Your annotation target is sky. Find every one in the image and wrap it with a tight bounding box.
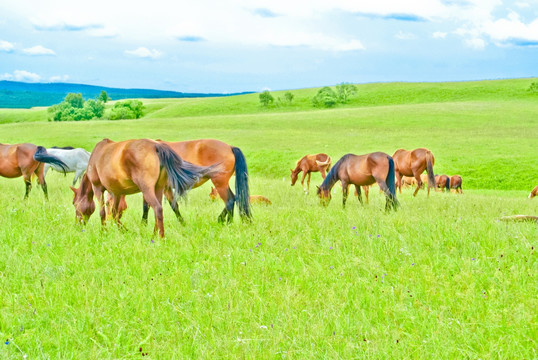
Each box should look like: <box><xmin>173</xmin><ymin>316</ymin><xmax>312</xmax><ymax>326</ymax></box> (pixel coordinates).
<box><xmin>1</xmin><ymin>0</ymin><xmax>537</xmax><ymax>93</ymax></box>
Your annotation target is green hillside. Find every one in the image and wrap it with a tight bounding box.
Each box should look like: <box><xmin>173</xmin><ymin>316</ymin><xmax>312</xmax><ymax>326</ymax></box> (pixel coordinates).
<box><xmin>0</xmin><ymin>78</ymin><xmax>537</xmax><ymax>190</ymax></box>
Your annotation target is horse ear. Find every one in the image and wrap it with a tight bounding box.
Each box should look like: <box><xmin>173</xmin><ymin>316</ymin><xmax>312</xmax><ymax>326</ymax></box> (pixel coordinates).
<box><xmin>69</xmin><ymin>186</ymin><xmax>76</xmax><ymax>193</ymax></box>
<box><xmin>290</xmin><ymin>169</ymin><xmax>293</xmax><ymax>172</ymax></box>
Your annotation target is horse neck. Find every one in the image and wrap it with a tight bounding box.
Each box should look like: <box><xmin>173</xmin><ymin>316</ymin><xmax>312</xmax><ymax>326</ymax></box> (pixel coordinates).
<box><xmin>80</xmin><ymin>175</ymin><xmax>94</xmax><ymax>199</ymax></box>
<box><xmin>319</xmin><ymin>155</ymin><xmax>350</xmax><ymax>191</ymax></box>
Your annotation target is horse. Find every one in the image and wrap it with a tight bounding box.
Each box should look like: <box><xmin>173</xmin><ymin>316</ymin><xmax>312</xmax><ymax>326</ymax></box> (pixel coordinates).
<box><xmin>70</xmin><ymin>138</ymin><xmax>220</xmax><ymax>237</ymax></box>
<box><xmin>291</xmin><ymin>153</ymin><xmax>331</xmax><ymax>193</ymax></box>
<box><xmin>449</xmin><ymin>175</ymin><xmax>463</xmax><ymax>194</ymax></box>
<box><xmin>316</xmin><ymin>152</ymin><xmax>398</xmax><ymax>211</ymax></box>
<box><xmin>138</xmin><ymin>139</ymin><xmax>251</xmax><ymax>224</ymax></box>
<box><xmin>392</xmin><ymin>148</ymin><xmax>435</xmax><ymax>196</ymax></box>
<box><xmin>210</xmin><ymin>186</ymin><xmax>272</xmax><ymax>205</ymax></box>
<box><xmin>402</xmin><ymin>175</ymin><xmax>417</xmax><ymax>188</ymax></box>
<box><xmin>434</xmin><ymin>174</ymin><xmax>450</xmax><ymax>192</ymax></box>
<box><xmin>43</xmin><ymin>147</ymin><xmax>91</xmax><ymax>185</ymax></box>
<box><xmin>528</xmin><ymin>185</ymin><xmax>537</xmax><ymax>199</ymax></box>
<box><xmin>0</xmin><ymin>143</ymin><xmax>68</xmax><ymax>199</ymax></box>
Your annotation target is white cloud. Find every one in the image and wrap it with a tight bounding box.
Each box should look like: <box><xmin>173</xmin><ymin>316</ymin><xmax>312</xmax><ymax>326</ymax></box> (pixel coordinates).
<box><xmin>0</xmin><ymin>70</ymin><xmax>42</xmax><ymax>82</ymax></box>
<box><xmin>465</xmin><ymin>37</ymin><xmax>486</xmax><ymax>49</ymax></box>
<box><xmin>433</xmin><ymin>31</ymin><xmax>447</xmax><ymax>39</ymax></box>
<box><xmin>481</xmin><ymin>11</ymin><xmax>538</xmax><ymax>45</ymax></box>
<box><xmin>124</xmin><ymin>47</ymin><xmax>162</xmax><ymax>59</ymax></box>
<box><xmin>0</xmin><ymin>40</ymin><xmax>15</xmax><ymax>52</ymax></box>
<box><xmin>49</xmin><ymin>75</ymin><xmax>70</xmax><ymax>82</ymax></box>
<box><xmin>22</xmin><ymin>45</ymin><xmax>56</xmax><ymax>56</ymax></box>
<box><xmin>395</xmin><ymin>31</ymin><xmax>417</xmax><ymax>40</ymax></box>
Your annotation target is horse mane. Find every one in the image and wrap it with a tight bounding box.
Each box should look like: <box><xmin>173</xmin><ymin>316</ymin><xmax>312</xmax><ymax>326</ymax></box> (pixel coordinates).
<box><xmin>51</xmin><ymin>146</ymin><xmax>75</xmax><ymax>150</ymax></box>
<box><xmin>319</xmin><ymin>154</ymin><xmax>352</xmax><ymax>190</ymax></box>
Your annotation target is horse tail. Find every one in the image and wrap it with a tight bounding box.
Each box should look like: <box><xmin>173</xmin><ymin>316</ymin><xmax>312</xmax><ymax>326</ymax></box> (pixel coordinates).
<box><xmin>33</xmin><ymin>146</ymin><xmax>68</xmax><ymax>173</ymax></box>
<box><xmin>386</xmin><ymin>156</ymin><xmax>399</xmax><ymax>209</ymax></box>
<box><xmin>155</xmin><ymin>143</ymin><xmax>220</xmax><ymax>204</ymax></box>
<box><xmin>232</xmin><ymin>147</ymin><xmax>251</xmax><ymax>220</ymax></box>
<box><xmin>445</xmin><ymin>176</ymin><xmax>450</xmax><ymax>191</ymax></box>
<box><xmin>426</xmin><ymin>151</ymin><xmax>435</xmax><ymax>190</ymax></box>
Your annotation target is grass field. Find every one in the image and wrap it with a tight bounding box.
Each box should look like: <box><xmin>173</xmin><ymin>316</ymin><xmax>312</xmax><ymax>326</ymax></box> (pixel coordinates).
<box><xmin>0</xmin><ymin>79</ymin><xmax>537</xmax><ymax>359</ymax></box>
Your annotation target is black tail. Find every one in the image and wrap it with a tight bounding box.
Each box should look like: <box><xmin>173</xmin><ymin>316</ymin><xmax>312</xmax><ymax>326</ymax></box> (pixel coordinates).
<box><xmin>445</xmin><ymin>177</ymin><xmax>450</xmax><ymax>191</ymax></box>
<box><xmin>155</xmin><ymin>143</ymin><xmax>220</xmax><ymax>205</ymax></box>
<box><xmin>34</xmin><ymin>146</ymin><xmax>68</xmax><ymax>173</ymax></box>
<box><xmin>386</xmin><ymin>156</ymin><xmax>399</xmax><ymax>209</ymax></box>
<box><xmin>232</xmin><ymin>147</ymin><xmax>251</xmax><ymax>219</ymax></box>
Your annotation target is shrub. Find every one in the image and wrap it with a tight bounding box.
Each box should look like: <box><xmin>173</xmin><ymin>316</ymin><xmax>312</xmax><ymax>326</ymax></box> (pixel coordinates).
<box><xmin>48</xmin><ymin>93</ymin><xmax>105</xmax><ymax>121</ymax></box>
<box><xmin>528</xmin><ymin>82</ymin><xmax>538</xmax><ymax>93</ymax></box>
<box><xmin>312</xmin><ymin>87</ymin><xmax>338</xmax><ymax>108</ymax></box>
<box><xmin>259</xmin><ymin>90</ymin><xmax>274</xmax><ymax>107</ymax></box>
<box><xmin>109</xmin><ymin>100</ymin><xmax>145</xmax><ymax>120</ymax></box>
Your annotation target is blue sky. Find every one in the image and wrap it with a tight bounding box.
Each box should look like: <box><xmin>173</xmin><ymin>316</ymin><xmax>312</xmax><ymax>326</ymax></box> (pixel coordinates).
<box><xmin>1</xmin><ymin>0</ymin><xmax>537</xmax><ymax>93</ymax></box>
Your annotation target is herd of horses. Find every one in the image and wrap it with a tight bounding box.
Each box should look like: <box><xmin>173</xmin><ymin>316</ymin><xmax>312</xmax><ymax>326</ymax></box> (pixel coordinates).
<box><xmin>0</xmin><ymin>141</ymin><xmax>535</xmax><ymax>237</ymax></box>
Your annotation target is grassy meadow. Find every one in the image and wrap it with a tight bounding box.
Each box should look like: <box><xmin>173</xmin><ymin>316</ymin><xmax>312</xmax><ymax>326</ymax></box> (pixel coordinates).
<box><xmin>0</xmin><ymin>79</ymin><xmax>537</xmax><ymax>359</ymax></box>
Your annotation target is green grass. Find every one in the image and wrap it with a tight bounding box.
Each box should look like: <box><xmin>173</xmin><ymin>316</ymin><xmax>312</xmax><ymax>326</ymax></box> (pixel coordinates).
<box><xmin>0</xmin><ymin>79</ymin><xmax>537</xmax><ymax>358</ymax></box>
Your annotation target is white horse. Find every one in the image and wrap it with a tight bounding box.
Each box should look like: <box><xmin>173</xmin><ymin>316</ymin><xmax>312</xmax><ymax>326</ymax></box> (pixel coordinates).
<box><xmin>43</xmin><ymin>147</ymin><xmax>91</xmax><ymax>185</ymax></box>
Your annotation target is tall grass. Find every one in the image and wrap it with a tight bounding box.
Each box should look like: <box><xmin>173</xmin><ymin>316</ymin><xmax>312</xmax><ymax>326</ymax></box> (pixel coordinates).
<box><xmin>0</xmin><ymin>79</ymin><xmax>537</xmax><ymax>358</ymax></box>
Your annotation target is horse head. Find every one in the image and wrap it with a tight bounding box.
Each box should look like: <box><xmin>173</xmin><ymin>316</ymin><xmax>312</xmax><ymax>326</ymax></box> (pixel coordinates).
<box><xmin>70</xmin><ymin>174</ymin><xmax>95</xmax><ymax>223</ymax></box>
<box><xmin>316</xmin><ymin>185</ymin><xmax>331</xmax><ymax>206</ymax></box>
<box><xmin>290</xmin><ymin>168</ymin><xmax>299</xmax><ymax>186</ymax></box>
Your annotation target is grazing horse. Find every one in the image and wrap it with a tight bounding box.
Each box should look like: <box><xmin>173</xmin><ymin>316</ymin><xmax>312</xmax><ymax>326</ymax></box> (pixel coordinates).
<box><xmin>44</xmin><ymin>147</ymin><xmax>91</xmax><ymax>185</ymax></box>
<box><xmin>0</xmin><ymin>143</ymin><xmax>67</xmax><ymax>199</ymax></box>
<box><xmin>71</xmin><ymin>138</ymin><xmax>219</xmax><ymax>237</ymax></box>
<box><xmin>402</xmin><ymin>175</ymin><xmax>417</xmax><ymax>188</ymax></box>
<box><xmin>392</xmin><ymin>148</ymin><xmax>435</xmax><ymax>196</ymax></box>
<box><xmin>210</xmin><ymin>186</ymin><xmax>272</xmax><ymax>205</ymax></box>
<box><xmin>528</xmin><ymin>185</ymin><xmax>537</xmax><ymax>199</ymax></box>
<box><xmin>435</xmin><ymin>174</ymin><xmax>451</xmax><ymax>192</ymax></box>
<box><xmin>139</xmin><ymin>139</ymin><xmax>251</xmax><ymax>224</ymax></box>
<box><xmin>291</xmin><ymin>153</ymin><xmax>331</xmax><ymax>193</ymax></box>
<box><xmin>316</xmin><ymin>152</ymin><xmax>398</xmax><ymax>211</ymax></box>
<box><xmin>449</xmin><ymin>175</ymin><xmax>463</xmax><ymax>194</ymax></box>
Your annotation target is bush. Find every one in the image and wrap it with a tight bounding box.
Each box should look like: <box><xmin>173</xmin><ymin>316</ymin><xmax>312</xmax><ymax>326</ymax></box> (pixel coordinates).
<box><xmin>312</xmin><ymin>87</ymin><xmax>338</xmax><ymax>108</ymax></box>
<box><xmin>48</xmin><ymin>93</ymin><xmax>105</xmax><ymax>121</ymax></box>
<box><xmin>259</xmin><ymin>90</ymin><xmax>274</xmax><ymax>107</ymax></box>
<box><xmin>528</xmin><ymin>82</ymin><xmax>538</xmax><ymax>93</ymax></box>
<box><xmin>109</xmin><ymin>100</ymin><xmax>145</xmax><ymax>120</ymax></box>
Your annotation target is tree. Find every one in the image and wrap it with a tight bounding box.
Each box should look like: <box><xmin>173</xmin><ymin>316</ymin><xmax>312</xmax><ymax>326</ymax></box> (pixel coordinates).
<box><xmin>284</xmin><ymin>91</ymin><xmax>295</xmax><ymax>104</ymax></box>
<box><xmin>98</xmin><ymin>90</ymin><xmax>110</xmax><ymax>103</ymax></box>
<box><xmin>109</xmin><ymin>100</ymin><xmax>145</xmax><ymax>120</ymax></box>
<box><xmin>64</xmin><ymin>93</ymin><xmax>84</xmax><ymax>108</ymax></box>
<box><xmin>259</xmin><ymin>90</ymin><xmax>274</xmax><ymax>107</ymax></box>
<box><xmin>336</xmin><ymin>82</ymin><xmax>357</xmax><ymax>103</ymax></box>
<box><xmin>312</xmin><ymin>87</ymin><xmax>338</xmax><ymax>108</ymax></box>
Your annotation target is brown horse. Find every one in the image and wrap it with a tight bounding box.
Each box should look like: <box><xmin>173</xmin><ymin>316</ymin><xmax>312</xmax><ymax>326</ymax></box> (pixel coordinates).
<box><xmin>402</xmin><ymin>175</ymin><xmax>417</xmax><ymax>188</ymax></box>
<box><xmin>435</xmin><ymin>174</ymin><xmax>450</xmax><ymax>192</ymax></box>
<box><xmin>528</xmin><ymin>185</ymin><xmax>537</xmax><ymax>199</ymax></box>
<box><xmin>139</xmin><ymin>139</ymin><xmax>251</xmax><ymax>224</ymax></box>
<box><xmin>392</xmin><ymin>148</ymin><xmax>435</xmax><ymax>196</ymax></box>
<box><xmin>449</xmin><ymin>175</ymin><xmax>463</xmax><ymax>194</ymax></box>
<box><xmin>291</xmin><ymin>153</ymin><xmax>331</xmax><ymax>193</ymax></box>
<box><xmin>316</xmin><ymin>152</ymin><xmax>398</xmax><ymax>211</ymax></box>
<box><xmin>71</xmin><ymin>138</ymin><xmax>219</xmax><ymax>237</ymax></box>
<box><xmin>0</xmin><ymin>143</ymin><xmax>67</xmax><ymax>199</ymax></box>
<box><xmin>210</xmin><ymin>186</ymin><xmax>272</xmax><ymax>205</ymax></box>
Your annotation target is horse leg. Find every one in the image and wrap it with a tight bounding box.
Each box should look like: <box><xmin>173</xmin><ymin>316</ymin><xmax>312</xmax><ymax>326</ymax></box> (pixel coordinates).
<box><xmin>93</xmin><ymin>187</ymin><xmax>106</xmax><ymax>226</ymax></box>
<box><xmin>73</xmin><ymin>169</ymin><xmax>83</xmax><ymax>186</ymax></box>
<box><xmin>320</xmin><ymin>167</ymin><xmax>327</xmax><ymax>179</ymax></box>
<box><xmin>217</xmin><ymin>187</ymin><xmax>235</xmax><ymax>224</ymax></box>
<box><xmin>111</xmin><ymin>194</ymin><xmax>126</xmax><ymax>230</ymax></box>
<box><xmin>307</xmin><ymin>172</ymin><xmax>311</xmax><ymax>193</ymax></box>
<box><xmin>413</xmin><ymin>173</ymin><xmax>423</xmax><ymax>197</ymax></box>
<box><xmin>142</xmin><ymin>188</ymin><xmax>164</xmax><ymax>237</ymax></box>
<box><xmin>142</xmin><ymin>200</ymin><xmax>150</xmax><ymax>225</ymax></box>
<box><xmin>164</xmin><ymin>187</ymin><xmax>185</xmax><ymax>224</ymax></box>
<box><xmin>355</xmin><ymin>185</ymin><xmax>363</xmax><ymax>205</ymax></box>
<box><xmin>374</xmin><ymin>177</ymin><xmax>396</xmax><ymax>211</ymax></box>
<box><xmin>363</xmin><ymin>185</ymin><xmax>370</xmax><ymax>204</ymax></box>
<box><xmin>33</xmin><ymin>163</ymin><xmax>48</xmax><ymax>199</ymax></box>
<box><xmin>395</xmin><ymin>172</ymin><xmax>402</xmax><ymax>194</ymax></box>
<box><xmin>300</xmin><ymin>172</ymin><xmax>308</xmax><ymax>193</ymax></box>
<box><xmin>23</xmin><ymin>178</ymin><xmax>32</xmax><ymax>199</ymax></box>
<box><xmin>342</xmin><ymin>181</ymin><xmax>349</xmax><ymax>208</ymax></box>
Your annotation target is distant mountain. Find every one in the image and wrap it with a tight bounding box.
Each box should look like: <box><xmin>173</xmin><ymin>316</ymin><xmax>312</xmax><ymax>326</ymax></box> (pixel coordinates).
<box><xmin>0</xmin><ymin>81</ymin><xmax>251</xmax><ymax>109</ymax></box>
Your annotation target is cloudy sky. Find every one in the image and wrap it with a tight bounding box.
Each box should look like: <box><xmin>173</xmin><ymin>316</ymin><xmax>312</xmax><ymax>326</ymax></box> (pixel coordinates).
<box><xmin>1</xmin><ymin>0</ymin><xmax>537</xmax><ymax>93</ymax></box>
